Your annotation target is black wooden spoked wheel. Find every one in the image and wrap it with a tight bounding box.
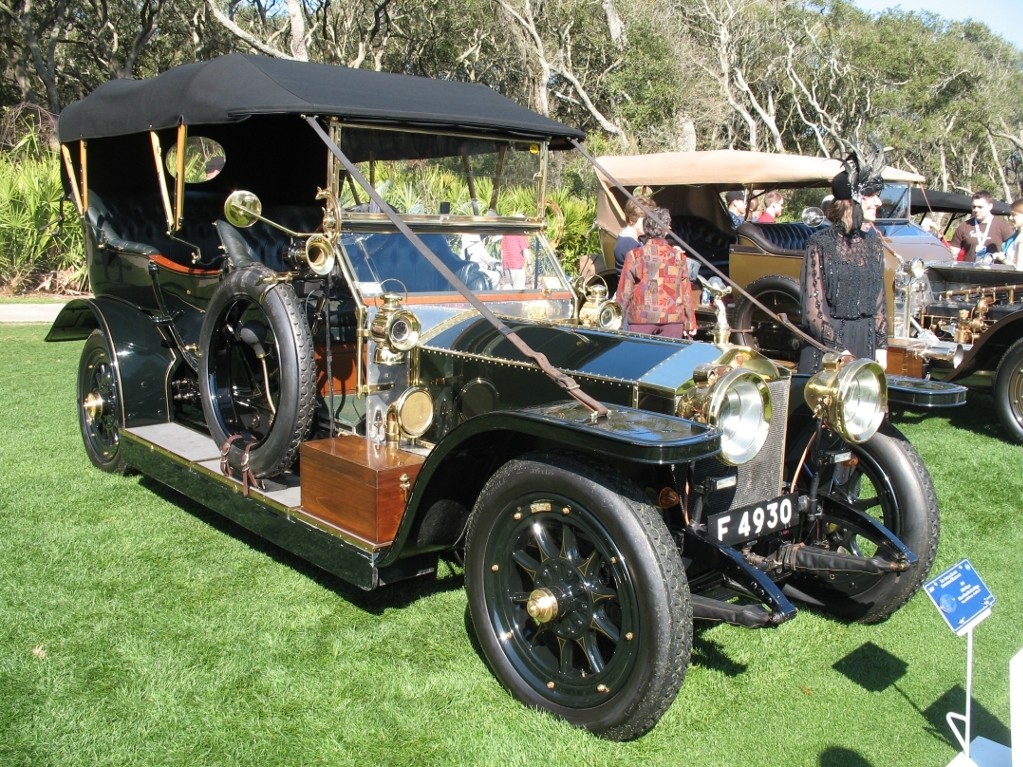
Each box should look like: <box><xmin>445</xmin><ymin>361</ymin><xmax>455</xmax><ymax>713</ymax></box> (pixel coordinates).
<box><xmin>465</xmin><ymin>451</ymin><xmax>692</xmax><ymax>741</ymax></box>
<box><xmin>199</xmin><ymin>265</ymin><xmax>316</xmax><ymax>478</ymax></box>
<box><xmin>77</xmin><ymin>329</ymin><xmax>130</xmax><ymax>474</ymax></box>
<box><xmin>994</xmin><ymin>337</ymin><xmax>1023</xmax><ymax>444</ymax></box>
<box><xmin>787</xmin><ymin>423</ymin><xmax>939</xmax><ymax>624</ymax></box>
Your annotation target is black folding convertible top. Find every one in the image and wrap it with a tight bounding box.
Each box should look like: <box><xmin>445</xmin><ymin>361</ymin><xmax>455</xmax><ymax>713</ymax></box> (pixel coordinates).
<box><xmin>910</xmin><ymin>188</ymin><xmax>1011</xmax><ymax>215</ymax></box>
<box><xmin>58</xmin><ymin>53</ymin><xmax>586</xmax><ymax>148</ymax></box>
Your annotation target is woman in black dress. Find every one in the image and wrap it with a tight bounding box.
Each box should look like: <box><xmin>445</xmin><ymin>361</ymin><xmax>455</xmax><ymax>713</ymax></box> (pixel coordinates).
<box><xmin>798</xmin><ymin>154</ymin><xmax>888</xmax><ymax>373</ymax></box>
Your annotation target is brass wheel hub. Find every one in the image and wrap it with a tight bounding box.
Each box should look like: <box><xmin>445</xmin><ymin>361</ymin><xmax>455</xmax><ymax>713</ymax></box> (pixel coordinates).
<box><xmin>83</xmin><ymin>391</ymin><xmax>105</xmax><ymax>421</ymax></box>
<box><xmin>526</xmin><ymin>588</ymin><xmax>559</xmax><ymax>624</ymax></box>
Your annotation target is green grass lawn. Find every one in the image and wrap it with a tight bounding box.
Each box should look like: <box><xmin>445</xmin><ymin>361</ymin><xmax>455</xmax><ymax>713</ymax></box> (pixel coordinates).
<box><xmin>1</xmin><ymin>323</ymin><xmax>1019</xmax><ymax>767</ymax></box>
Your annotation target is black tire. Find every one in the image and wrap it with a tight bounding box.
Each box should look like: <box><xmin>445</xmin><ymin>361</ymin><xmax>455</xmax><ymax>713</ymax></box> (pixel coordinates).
<box><xmin>787</xmin><ymin>423</ymin><xmax>940</xmax><ymax>623</ymax></box>
<box><xmin>77</xmin><ymin>330</ymin><xmax>130</xmax><ymax>474</ymax></box>
<box><xmin>994</xmin><ymin>337</ymin><xmax>1023</xmax><ymax>444</ymax></box>
<box><xmin>199</xmin><ymin>265</ymin><xmax>316</xmax><ymax>477</ymax></box>
<box><xmin>732</xmin><ymin>274</ymin><xmax>803</xmax><ymax>362</ymax></box>
<box><xmin>464</xmin><ymin>451</ymin><xmax>692</xmax><ymax>741</ymax></box>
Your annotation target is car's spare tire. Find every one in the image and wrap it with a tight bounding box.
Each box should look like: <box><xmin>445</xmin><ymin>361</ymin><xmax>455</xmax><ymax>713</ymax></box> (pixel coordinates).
<box><xmin>732</xmin><ymin>274</ymin><xmax>803</xmax><ymax>362</ymax></box>
<box><xmin>199</xmin><ymin>264</ymin><xmax>316</xmax><ymax>477</ymax></box>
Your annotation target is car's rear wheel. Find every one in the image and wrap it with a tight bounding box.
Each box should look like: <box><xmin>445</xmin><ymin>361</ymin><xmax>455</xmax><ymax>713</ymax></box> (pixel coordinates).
<box><xmin>786</xmin><ymin>423</ymin><xmax>939</xmax><ymax>623</ymax></box>
<box><xmin>77</xmin><ymin>330</ymin><xmax>130</xmax><ymax>474</ymax></box>
<box><xmin>732</xmin><ymin>275</ymin><xmax>803</xmax><ymax>362</ymax></box>
<box><xmin>994</xmin><ymin>337</ymin><xmax>1023</xmax><ymax>444</ymax></box>
<box><xmin>199</xmin><ymin>265</ymin><xmax>316</xmax><ymax>477</ymax></box>
<box><xmin>464</xmin><ymin>451</ymin><xmax>692</xmax><ymax>741</ymax></box>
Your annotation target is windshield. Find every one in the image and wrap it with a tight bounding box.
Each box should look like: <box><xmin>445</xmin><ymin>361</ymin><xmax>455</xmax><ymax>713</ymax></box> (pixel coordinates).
<box><xmin>339</xmin><ymin>227</ymin><xmax>574</xmax><ymax>302</ymax></box>
<box><xmin>334</xmin><ymin>126</ymin><xmax>547</xmax><ymax>222</ymax></box>
<box><xmin>876</xmin><ymin>182</ymin><xmax>912</xmax><ymax>220</ymax></box>
<box><xmin>873</xmin><ymin>220</ymin><xmax>933</xmax><ymax>238</ymax></box>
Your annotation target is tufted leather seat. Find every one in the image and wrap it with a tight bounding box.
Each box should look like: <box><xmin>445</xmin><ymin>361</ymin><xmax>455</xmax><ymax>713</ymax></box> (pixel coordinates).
<box><xmin>215</xmin><ymin>206</ymin><xmax>322</xmax><ymax>271</ymax></box>
<box><xmin>671</xmin><ymin>215</ymin><xmax>735</xmax><ymax>272</ymax></box>
<box><xmin>86</xmin><ymin>191</ymin><xmax>226</xmax><ymax>268</ymax></box>
<box><xmin>736</xmin><ymin>221</ymin><xmax>822</xmax><ymax>255</ymax></box>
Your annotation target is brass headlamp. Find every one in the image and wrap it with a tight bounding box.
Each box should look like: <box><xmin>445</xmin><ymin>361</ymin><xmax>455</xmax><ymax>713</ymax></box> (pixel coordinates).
<box><xmin>384</xmin><ymin>386</ymin><xmax>435</xmax><ymax>446</ymax></box>
<box><xmin>677</xmin><ymin>363</ymin><xmax>772</xmax><ymax>466</ymax></box>
<box><xmin>578</xmin><ymin>283</ymin><xmax>623</xmax><ymax>330</ymax></box>
<box><xmin>804</xmin><ymin>353</ymin><xmax>887</xmax><ymax>443</ymax></box>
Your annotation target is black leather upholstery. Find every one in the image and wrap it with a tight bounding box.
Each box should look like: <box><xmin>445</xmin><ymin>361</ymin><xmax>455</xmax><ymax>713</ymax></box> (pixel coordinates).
<box><xmin>86</xmin><ymin>191</ymin><xmax>225</xmax><ymax>267</ymax></box>
<box><xmin>84</xmin><ymin>192</ymin><xmax>324</xmax><ymax>271</ymax></box>
<box><xmin>736</xmin><ymin>221</ymin><xmax>821</xmax><ymax>255</ymax></box>
<box><xmin>215</xmin><ymin>220</ymin><xmax>256</xmax><ymax>269</ymax></box>
<box><xmin>671</xmin><ymin>215</ymin><xmax>735</xmax><ymax>271</ymax></box>
<box><xmin>214</xmin><ymin>206</ymin><xmax>322</xmax><ymax>271</ymax></box>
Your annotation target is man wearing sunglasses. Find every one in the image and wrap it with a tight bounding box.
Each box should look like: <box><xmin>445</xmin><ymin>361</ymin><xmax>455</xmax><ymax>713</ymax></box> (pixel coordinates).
<box><xmin>949</xmin><ymin>190</ymin><xmax>1014</xmax><ymax>262</ymax></box>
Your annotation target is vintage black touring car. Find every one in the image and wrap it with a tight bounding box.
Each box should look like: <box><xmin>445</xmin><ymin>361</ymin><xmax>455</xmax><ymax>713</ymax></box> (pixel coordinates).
<box><xmin>50</xmin><ymin>55</ymin><xmax>943</xmax><ymax>740</ymax></box>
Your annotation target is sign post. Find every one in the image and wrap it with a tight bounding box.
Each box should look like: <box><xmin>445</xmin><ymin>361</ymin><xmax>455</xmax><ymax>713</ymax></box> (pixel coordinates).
<box><xmin>924</xmin><ymin>559</ymin><xmax>1009</xmax><ymax>767</ymax></box>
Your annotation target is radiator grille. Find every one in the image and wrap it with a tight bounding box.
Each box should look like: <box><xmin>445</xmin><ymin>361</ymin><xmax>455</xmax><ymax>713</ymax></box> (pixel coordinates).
<box><xmin>693</xmin><ymin>377</ymin><xmax>788</xmax><ymax>516</ymax></box>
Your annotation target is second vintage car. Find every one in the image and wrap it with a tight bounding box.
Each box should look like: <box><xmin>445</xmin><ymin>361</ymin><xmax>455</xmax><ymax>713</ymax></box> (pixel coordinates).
<box><xmin>588</xmin><ymin>152</ymin><xmax>1023</xmax><ymax>440</ymax></box>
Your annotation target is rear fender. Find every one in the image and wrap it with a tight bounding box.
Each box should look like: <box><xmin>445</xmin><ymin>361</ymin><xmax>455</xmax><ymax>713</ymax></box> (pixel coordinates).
<box><xmin>46</xmin><ymin>297</ymin><xmax>176</xmax><ymax>425</ymax></box>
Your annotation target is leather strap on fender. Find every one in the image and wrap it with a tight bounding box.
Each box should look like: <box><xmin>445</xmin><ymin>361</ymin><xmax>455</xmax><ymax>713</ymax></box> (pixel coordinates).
<box><xmin>239</xmin><ymin>442</ymin><xmax>260</xmax><ymax>497</ymax></box>
<box><xmin>219</xmin><ymin>433</ymin><xmax>261</xmax><ymax>496</ymax></box>
<box><xmin>219</xmin><ymin>434</ymin><xmax>242</xmax><ymax>478</ymax></box>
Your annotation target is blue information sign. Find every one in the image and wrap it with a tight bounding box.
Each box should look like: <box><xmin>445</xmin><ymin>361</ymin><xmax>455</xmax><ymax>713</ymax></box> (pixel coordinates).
<box><xmin>924</xmin><ymin>559</ymin><xmax>996</xmax><ymax>636</ymax></box>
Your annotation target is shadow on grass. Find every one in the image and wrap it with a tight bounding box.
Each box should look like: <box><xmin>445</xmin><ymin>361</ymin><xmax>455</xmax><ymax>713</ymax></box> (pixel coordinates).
<box><xmin>818</xmin><ymin>746</ymin><xmax>874</xmax><ymax>766</ymax></box>
<box><xmin>833</xmin><ymin>642</ymin><xmax>1010</xmax><ymax>751</ymax></box>
<box><xmin>138</xmin><ymin>475</ymin><xmax>466</xmax><ymax>615</ymax></box>
<box><xmin>832</xmin><ymin>641</ymin><xmax>908</xmax><ymax>692</ymax></box>
<box><xmin>691</xmin><ymin>624</ymin><xmax>748</xmax><ymax>677</ymax></box>
<box><xmin>890</xmin><ymin>390</ymin><xmax>1005</xmax><ymax>442</ymax></box>
<box><xmin>922</xmin><ymin>684</ymin><xmax>1011</xmax><ymax>750</ymax></box>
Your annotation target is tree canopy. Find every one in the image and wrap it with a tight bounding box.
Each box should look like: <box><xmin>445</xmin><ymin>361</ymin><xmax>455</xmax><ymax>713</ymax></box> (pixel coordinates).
<box><xmin>3</xmin><ymin>0</ymin><xmax>1022</xmax><ymax>198</ymax></box>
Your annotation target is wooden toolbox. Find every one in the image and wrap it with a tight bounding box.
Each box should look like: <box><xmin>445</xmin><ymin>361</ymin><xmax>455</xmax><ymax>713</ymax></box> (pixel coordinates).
<box><xmin>886</xmin><ymin>346</ymin><xmax>925</xmax><ymax>379</ymax></box>
<box><xmin>300</xmin><ymin>436</ymin><xmax>425</xmax><ymax>546</ymax></box>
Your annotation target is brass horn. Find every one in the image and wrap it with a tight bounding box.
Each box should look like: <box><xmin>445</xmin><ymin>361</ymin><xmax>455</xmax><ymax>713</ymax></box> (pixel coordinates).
<box><xmin>304</xmin><ymin>234</ymin><xmax>335</xmax><ymax>276</ymax></box>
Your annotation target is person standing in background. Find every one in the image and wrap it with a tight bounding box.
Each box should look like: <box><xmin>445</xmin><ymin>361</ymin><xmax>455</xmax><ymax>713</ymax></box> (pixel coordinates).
<box><xmin>756</xmin><ymin>191</ymin><xmax>784</xmax><ymax>223</ymax></box>
<box><xmin>997</xmin><ymin>198</ymin><xmax>1023</xmax><ymax>269</ymax></box>
<box><xmin>614</xmin><ymin>195</ymin><xmax>654</xmax><ymax>275</ymax></box>
<box><xmin>799</xmin><ymin>154</ymin><xmax>888</xmax><ymax>373</ymax></box>
<box><xmin>725</xmin><ymin>191</ymin><xmax>747</xmax><ymax>227</ymax></box>
<box><xmin>615</xmin><ymin>207</ymin><xmax>696</xmax><ymax>339</ymax></box>
<box><xmin>949</xmin><ymin>191</ymin><xmax>1013</xmax><ymax>262</ymax></box>
<box><xmin>501</xmin><ymin>230</ymin><xmax>530</xmax><ymax>289</ymax></box>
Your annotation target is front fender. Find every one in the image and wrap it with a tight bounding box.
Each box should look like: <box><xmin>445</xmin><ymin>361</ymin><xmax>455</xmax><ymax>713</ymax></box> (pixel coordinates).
<box><xmin>380</xmin><ymin>401</ymin><xmax>722</xmax><ymax>566</ymax></box>
<box><xmin>46</xmin><ymin>297</ymin><xmax>176</xmax><ymax>426</ymax></box>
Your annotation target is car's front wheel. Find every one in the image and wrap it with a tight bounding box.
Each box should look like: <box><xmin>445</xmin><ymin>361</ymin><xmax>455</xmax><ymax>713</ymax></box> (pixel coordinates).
<box><xmin>994</xmin><ymin>336</ymin><xmax>1023</xmax><ymax>444</ymax></box>
<box><xmin>464</xmin><ymin>451</ymin><xmax>692</xmax><ymax>741</ymax></box>
<box><xmin>786</xmin><ymin>423</ymin><xmax>940</xmax><ymax>623</ymax></box>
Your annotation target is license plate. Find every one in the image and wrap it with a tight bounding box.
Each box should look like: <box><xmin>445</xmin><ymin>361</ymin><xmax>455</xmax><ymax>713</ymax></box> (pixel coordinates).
<box><xmin>707</xmin><ymin>494</ymin><xmax>800</xmax><ymax>545</ymax></box>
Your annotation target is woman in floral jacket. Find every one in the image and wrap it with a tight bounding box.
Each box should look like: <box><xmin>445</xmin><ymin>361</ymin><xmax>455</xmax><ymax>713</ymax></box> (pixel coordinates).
<box><xmin>615</xmin><ymin>206</ymin><xmax>696</xmax><ymax>338</ymax></box>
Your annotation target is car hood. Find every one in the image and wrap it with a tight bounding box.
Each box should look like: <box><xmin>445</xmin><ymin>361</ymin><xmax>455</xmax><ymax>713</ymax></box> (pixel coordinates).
<box><xmin>875</xmin><ymin>224</ymin><xmax>954</xmax><ymax>264</ymax></box>
<box><xmin>420</xmin><ymin>313</ymin><xmax>725</xmax><ymax>393</ymax></box>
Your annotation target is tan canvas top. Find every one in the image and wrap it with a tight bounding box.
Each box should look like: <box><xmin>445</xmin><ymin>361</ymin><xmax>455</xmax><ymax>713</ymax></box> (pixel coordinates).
<box><xmin>594</xmin><ymin>150</ymin><xmax>925</xmax><ymax>187</ymax></box>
